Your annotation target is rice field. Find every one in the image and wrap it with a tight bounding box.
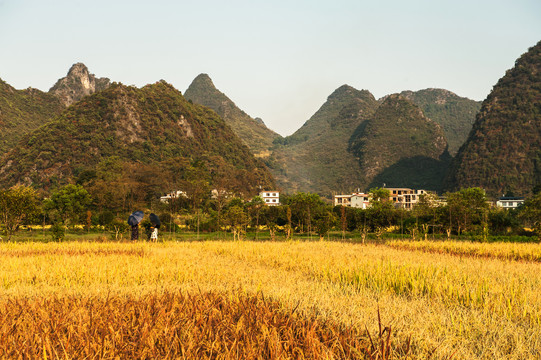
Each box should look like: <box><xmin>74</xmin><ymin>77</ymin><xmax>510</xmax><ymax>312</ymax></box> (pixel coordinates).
<box><xmin>0</xmin><ymin>239</ymin><xmax>540</xmax><ymax>359</ymax></box>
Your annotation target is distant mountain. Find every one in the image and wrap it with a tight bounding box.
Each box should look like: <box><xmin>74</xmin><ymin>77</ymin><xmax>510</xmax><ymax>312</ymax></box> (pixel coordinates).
<box><xmin>349</xmin><ymin>94</ymin><xmax>449</xmax><ymax>191</ymax></box>
<box><xmin>49</xmin><ymin>63</ymin><xmax>110</xmax><ymax>106</ymax></box>
<box><xmin>445</xmin><ymin>41</ymin><xmax>541</xmax><ymax>197</ymax></box>
<box><xmin>270</xmin><ymin>85</ymin><xmax>379</xmax><ymax>194</ymax></box>
<box><xmin>184</xmin><ymin>74</ymin><xmax>280</xmax><ymax>157</ymax></box>
<box><xmin>0</xmin><ymin>81</ymin><xmax>275</xmax><ymax>195</ymax></box>
<box><xmin>397</xmin><ymin>89</ymin><xmax>481</xmax><ymax>155</ymax></box>
<box><xmin>0</xmin><ymin>78</ymin><xmax>64</xmax><ymax>154</ymax></box>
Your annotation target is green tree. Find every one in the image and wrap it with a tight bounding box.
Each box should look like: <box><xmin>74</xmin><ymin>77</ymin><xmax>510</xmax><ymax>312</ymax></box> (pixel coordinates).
<box><xmin>313</xmin><ymin>207</ymin><xmax>337</xmax><ymax>240</ymax></box>
<box><xmin>489</xmin><ymin>207</ymin><xmax>520</xmax><ymax>235</ymax></box>
<box><xmin>0</xmin><ymin>186</ymin><xmax>40</xmax><ymax>240</ymax></box>
<box><xmin>260</xmin><ymin>205</ymin><xmax>285</xmax><ymax>240</ymax></box>
<box><xmin>248</xmin><ymin>196</ymin><xmax>265</xmax><ymax>240</ymax></box>
<box><xmin>223</xmin><ymin>205</ymin><xmax>250</xmax><ymax>241</ymax></box>
<box><xmin>519</xmin><ymin>192</ymin><xmax>541</xmax><ymax>240</ymax></box>
<box><xmin>284</xmin><ymin>192</ymin><xmax>326</xmax><ymax>236</ymax></box>
<box><xmin>45</xmin><ymin>184</ymin><xmax>92</xmax><ymax>227</ymax></box>
<box><xmin>445</xmin><ymin>187</ymin><xmax>488</xmax><ymax>235</ymax></box>
<box><xmin>369</xmin><ymin>187</ymin><xmax>391</xmax><ymax>202</ymax></box>
<box><xmin>366</xmin><ymin>188</ymin><xmax>396</xmax><ymax>238</ymax></box>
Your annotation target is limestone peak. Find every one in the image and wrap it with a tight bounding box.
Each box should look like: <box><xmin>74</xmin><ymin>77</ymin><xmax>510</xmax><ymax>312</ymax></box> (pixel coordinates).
<box><xmin>49</xmin><ymin>62</ymin><xmax>110</xmax><ymax>106</ymax></box>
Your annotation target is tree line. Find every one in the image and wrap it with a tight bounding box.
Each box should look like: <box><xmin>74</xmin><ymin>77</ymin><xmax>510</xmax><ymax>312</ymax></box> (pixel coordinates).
<box><xmin>0</xmin><ymin>184</ymin><xmax>540</xmax><ymax>242</ymax></box>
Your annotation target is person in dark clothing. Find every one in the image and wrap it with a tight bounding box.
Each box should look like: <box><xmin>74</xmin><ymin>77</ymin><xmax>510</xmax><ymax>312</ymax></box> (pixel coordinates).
<box><xmin>131</xmin><ymin>224</ymin><xmax>139</xmax><ymax>241</ymax></box>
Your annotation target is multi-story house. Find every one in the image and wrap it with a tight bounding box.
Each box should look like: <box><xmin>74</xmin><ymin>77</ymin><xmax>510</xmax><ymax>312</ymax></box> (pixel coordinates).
<box><xmin>260</xmin><ymin>191</ymin><xmax>280</xmax><ymax>206</ymax></box>
<box><xmin>496</xmin><ymin>196</ymin><xmax>524</xmax><ymax>209</ymax></box>
<box><xmin>333</xmin><ymin>192</ymin><xmax>371</xmax><ymax>209</ymax></box>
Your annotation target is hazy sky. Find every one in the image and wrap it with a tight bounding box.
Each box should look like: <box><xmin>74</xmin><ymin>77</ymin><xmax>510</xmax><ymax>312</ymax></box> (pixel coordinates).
<box><xmin>1</xmin><ymin>0</ymin><xmax>540</xmax><ymax>136</ymax></box>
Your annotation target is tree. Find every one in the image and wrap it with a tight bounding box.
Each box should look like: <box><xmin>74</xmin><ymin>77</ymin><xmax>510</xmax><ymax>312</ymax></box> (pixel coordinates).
<box><xmin>0</xmin><ymin>186</ymin><xmax>40</xmax><ymax>240</ymax></box>
<box><xmin>285</xmin><ymin>192</ymin><xmax>325</xmax><ymax>235</ymax></box>
<box><xmin>445</xmin><ymin>187</ymin><xmax>488</xmax><ymax>235</ymax></box>
<box><xmin>45</xmin><ymin>184</ymin><xmax>92</xmax><ymax>227</ymax></box>
<box><xmin>248</xmin><ymin>196</ymin><xmax>265</xmax><ymax>240</ymax></box>
<box><xmin>340</xmin><ymin>205</ymin><xmax>347</xmax><ymax>240</ymax></box>
<box><xmin>366</xmin><ymin>188</ymin><xmax>396</xmax><ymax>238</ymax></box>
<box><xmin>223</xmin><ymin>205</ymin><xmax>250</xmax><ymax>241</ymax></box>
<box><xmin>183</xmin><ymin>164</ymin><xmax>211</xmax><ymax>240</ymax></box>
<box><xmin>260</xmin><ymin>205</ymin><xmax>285</xmax><ymax>241</ymax></box>
<box><xmin>370</xmin><ymin>187</ymin><xmax>391</xmax><ymax>202</ymax></box>
<box><xmin>313</xmin><ymin>207</ymin><xmax>337</xmax><ymax>240</ymax></box>
<box><xmin>413</xmin><ymin>192</ymin><xmax>442</xmax><ymax>239</ymax></box>
<box><xmin>518</xmin><ymin>192</ymin><xmax>541</xmax><ymax>240</ymax></box>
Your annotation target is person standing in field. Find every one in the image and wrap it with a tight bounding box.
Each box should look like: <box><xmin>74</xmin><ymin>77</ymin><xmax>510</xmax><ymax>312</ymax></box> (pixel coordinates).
<box><xmin>131</xmin><ymin>224</ymin><xmax>139</xmax><ymax>241</ymax></box>
<box><xmin>150</xmin><ymin>225</ymin><xmax>158</xmax><ymax>242</ymax></box>
<box><xmin>128</xmin><ymin>211</ymin><xmax>144</xmax><ymax>241</ymax></box>
<box><xmin>149</xmin><ymin>213</ymin><xmax>160</xmax><ymax>242</ymax></box>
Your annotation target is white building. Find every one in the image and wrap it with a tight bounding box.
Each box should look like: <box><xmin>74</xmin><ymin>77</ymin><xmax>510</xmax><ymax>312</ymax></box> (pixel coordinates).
<box><xmin>333</xmin><ymin>194</ymin><xmax>353</xmax><ymax>207</ymax></box>
<box><xmin>496</xmin><ymin>197</ymin><xmax>524</xmax><ymax>209</ymax></box>
<box><xmin>260</xmin><ymin>191</ymin><xmax>280</xmax><ymax>206</ymax></box>
<box><xmin>160</xmin><ymin>190</ymin><xmax>187</xmax><ymax>203</ymax></box>
<box><xmin>333</xmin><ymin>193</ymin><xmax>371</xmax><ymax>208</ymax></box>
<box><xmin>350</xmin><ymin>193</ymin><xmax>370</xmax><ymax>209</ymax></box>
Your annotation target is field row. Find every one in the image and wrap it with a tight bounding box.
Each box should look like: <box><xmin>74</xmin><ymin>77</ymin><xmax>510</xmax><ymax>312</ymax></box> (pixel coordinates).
<box><xmin>386</xmin><ymin>239</ymin><xmax>541</xmax><ymax>262</ymax></box>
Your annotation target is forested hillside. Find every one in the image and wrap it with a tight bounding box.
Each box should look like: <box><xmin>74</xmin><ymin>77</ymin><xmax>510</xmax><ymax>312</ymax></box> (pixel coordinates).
<box><xmin>0</xmin><ymin>81</ymin><xmax>275</xmax><ymax>203</ymax></box>
<box><xmin>0</xmin><ymin>78</ymin><xmax>64</xmax><ymax>154</ymax></box>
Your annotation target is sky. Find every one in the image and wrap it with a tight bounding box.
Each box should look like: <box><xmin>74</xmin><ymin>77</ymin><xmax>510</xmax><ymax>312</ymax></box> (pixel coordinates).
<box><xmin>0</xmin><ymin>0</ymin><xmax>540</xmax><ymax>136</ymax></box>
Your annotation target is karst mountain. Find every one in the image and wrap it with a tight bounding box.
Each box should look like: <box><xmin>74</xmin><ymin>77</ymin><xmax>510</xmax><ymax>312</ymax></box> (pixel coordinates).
<box><xmin>446</xmin><ymin>40</ymin><xmax>541</xmax><ymax>197</ymax></box>
<box><xmin>0</xmin><ymin>81</ymin><xmax>275</xmax><ymax>196</ymax></box>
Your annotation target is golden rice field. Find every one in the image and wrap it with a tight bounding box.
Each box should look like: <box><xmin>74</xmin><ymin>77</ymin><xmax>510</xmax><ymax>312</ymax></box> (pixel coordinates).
<box><xmin>0</xmin><ymin>239</ymin><xmax>540</xmax><ymax>359</ymax></box>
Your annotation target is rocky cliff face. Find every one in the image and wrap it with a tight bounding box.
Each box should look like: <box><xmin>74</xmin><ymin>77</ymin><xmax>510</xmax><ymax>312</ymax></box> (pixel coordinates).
<box><xmin>49</xmin><ymin>63</ymin><xmax>110</xmax><ymax>106</ymax></box>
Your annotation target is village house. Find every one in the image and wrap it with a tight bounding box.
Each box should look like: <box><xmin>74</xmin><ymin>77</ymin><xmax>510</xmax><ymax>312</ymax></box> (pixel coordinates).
<box><xmin>333</xmin><ymin>192</ymin><xmax>370</xmax><ymax>208</ymax></box>
<box><xmin>387</xmin><ymin>188</ymin><xmax>424</xmax><ymax>209</ymax></box>
<box><xmin>334</xmin><ymin>188</ymin><xmax>431</xmax><ymax>210</ymax></box>
<box><xmin>496</xmin><ymin>196</ymin><xmax>524</xmax><ymax>209</ymax></box>
<box><xmin>160</xmin><ymin>190</ymin><xmax>187</xmax><ymax>203</ymax></box>
<box><xmin>259</xmin><ymin>191</ymin><xmax>280</xmax><ymax>206</ymax></box>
